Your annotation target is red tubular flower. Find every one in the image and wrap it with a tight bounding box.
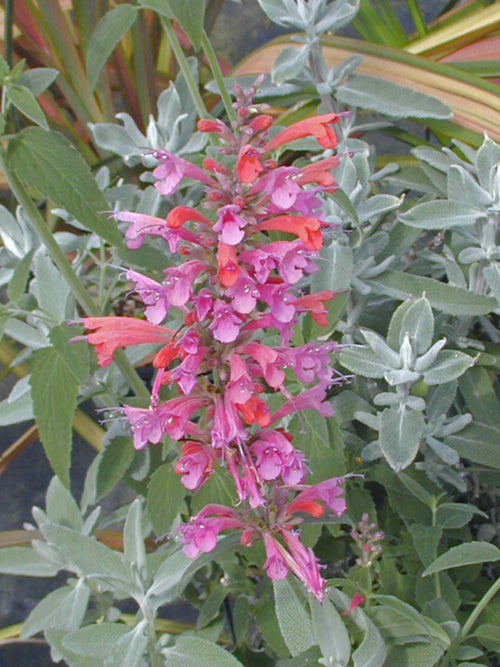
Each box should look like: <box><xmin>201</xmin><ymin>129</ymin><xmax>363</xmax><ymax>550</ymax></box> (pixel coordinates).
<box><xmin>296</xmin><ymin>156</ymin><xmax>340</xmax><ymax>188</ymax></box>
<box><xmin>75</xmin><ymin>317</ymin><xmax>174</xmax><ymax>367</ymax></box>
<box><xmin>167</xmin><ymin>206</ymin><xmax>211</xmax><ymax>229</ymax></box>
<box><xmin>265</xmin><ymin>113</ymin><xmax>340</xmax><ymax>152</ymax></box>
<box><xmin>236</xmin><ymin>145</ymin><xmax>264</xmax><ymax>183</ymax></box>
<box><xmin>218</xmin><ymin>242</ymin><xmax>241</xmax><ymax>287</ymax></box>
<box><xmin>295</xmin><ymin>291</ymin><xmax>337</xmax><ymax>326</ymax></box>
<box><xmin>256</xmin><ymin>215</ymin><xmax>323</xmax><ymax>251</ymax></box>
<box><xmin>237</xmin><ymin>395</ymin><xmax>271</xmax><ymax>427</ymax></box>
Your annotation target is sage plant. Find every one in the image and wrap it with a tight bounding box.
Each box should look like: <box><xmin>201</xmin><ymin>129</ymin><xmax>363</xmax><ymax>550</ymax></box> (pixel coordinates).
<box><xmin>77</xmin><ymin>83</ymin><xmax>348</xmax><ymax>601</ymax></box>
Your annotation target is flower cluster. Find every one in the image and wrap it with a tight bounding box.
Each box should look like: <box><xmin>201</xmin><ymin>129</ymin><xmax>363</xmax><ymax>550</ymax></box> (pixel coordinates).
<box><xmin>351</xmin><ymin>513</ymin><xmax>384</xmax><ymax>568</ymax></box>
<box><xmin>78</xmin><ymin>83</ymin><xmax>348</xmax><ymax>601</ymax></box>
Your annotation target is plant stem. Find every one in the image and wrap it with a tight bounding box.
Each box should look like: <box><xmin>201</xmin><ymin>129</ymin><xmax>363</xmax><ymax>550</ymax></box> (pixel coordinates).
<box><xmin>201</xmin><ymin>29</ymin><xmax>236</xmax><ymax>124</ymax></box>
<box><xmin>0</xmin><ymin>146</ymin><xmax>149</xmax><ymax>401</ymax></box>
<box><xmin>440</xmin><ymin>576</ymin><xmax>500</xmax><ymax>667</ymax></box>
<box><xmin>160</xmin><ymin>17</ymin><xmax>208</xmax><ymax>119</ymax></box>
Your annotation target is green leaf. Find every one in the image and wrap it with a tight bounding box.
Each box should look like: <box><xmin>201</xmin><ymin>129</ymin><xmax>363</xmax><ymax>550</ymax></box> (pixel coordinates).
<box><xmin>364</xmin><ymin>270</ymin><xmax>498</xmax><ymax>316</ymax></box>
<box><xmin>147</xmin><ymin>462</ymin><xmax>186</xmax><ymax>536</ymax></box>
<box><xmin>476</xmin><ymin>137</ymin><xmax>500</xmax><ymax>192</ymax></box>
<box><xmin>312</xmin><ymin>239</ymin><xmax>354</xmax><ymax>293</ymax></box>
<box><xmin>62</xmin><ymin>623</ymin><xmax>129</xmax><ymax>658</ymax></box>
<box><xmin>7</xmin><ymin>128</ymin><xmax>121</xmax><ymax>246</ymax></box>
<box><xmin>400</xmin><ymin>201</ymin><xmax>484</xmax><ymax>229</ymax></box>
<box><xmin>422</xmin><ymin>542</ymin><xmax>500</xmax><ymax>577</ymax></box>
<box><xmin>94</xmin><ymin>436</ymin><xmax>135</xmax><ymax>503</ymax></box>
<box><xmin>140</xmin><ymin>0</ymin><xmax>205</xmax><ymax>51</ymax></box>
<box><xmin>46</xmin><ymin>476</ymin><xmax>83</xmax><ymax>531</ymax></box>
<box><xmin>17</xmin><ymin>68</ymin><xmax>59</xmax><ymax>96</ymax></box>
<box><xmin>483</xmin><ymin>262</ymin><xmax>500</xmax><ymax>307</ymax></box>
<box><xmin>86</xmin><ymin>5</ymin><xmax>139</xmax><ymax>92</ymax></box>
<box><xmin>398</xmin><ymin>472</ymin><xmax>434</xmax><ymax>507</ymax></box>
<box><xmin>123</xmin><ymin>499</ymin><xmax>146</xmax><ymax>576</ymax></box>
<box><xmin>380</xmin><ymin>407</ymin><xmax>424</xmax><ymax>471</ymax></box>
<box><xmin>274</xmin><ymin>578</ymin><xmax>314</xmax><ymax>657</ymax></box>
<box><xmin>163</xmin><ymin>637</ymin><xmax>244</xmax><ymax>666</ymax></box>
<box><xmin>30</xmin><ymin>326</ymin><xmax>89</xmax><ymax>485</ymax></box>
<box><xmin>385</xmin><ymin>642</ymin><xmax>444</xmax><ymax>667</ymax></box>
<box><xmin>290</xmin><ymin>413</ymin><xmax>345</xmax><ymax>481</ymax></box>
<box><xmin>336</xmin><ymin>74</ymin><xmax>452</xmax><ymax>119</ymax></box>
<box><xmin>104</xmin><ymin>621</ymin><xmax>149</xmax><ymax>667</ymax></box>
<box><xmin>22</xmin><ymin>581</ymin><xmax>90</xmax><ymax>639</ymax></box>
<box><xmin>32</xmin><ymin>253</ymin><xmax>73</xmax><ymax>321</ymax></box>
<box><xmin>423</xmin><ymin>350</ymin><xmax>475</xmax><ymax>385</ymax></box>
<box><xmin>436</xmin><ymin>503</ymin><xmax>487</xmax><ymax>529</ymax></box>
<box><xmin>400</xmin><ymin>295</ymin><xmax>434</xmax><ymax>354</ymax></box>
<box><xmin>0</xmin><ymin>547</ymin><xmax>59</xmax><ymax>577</ymax></box>
<box><xmin>445</xmin><ymin>422</ymin><xmax>500</xmax><ymax>468</ymax></box>
<box><xmin>45</xmin><ymin>629</ymin><xmax>102</xmax><ymax>667</ymax></box>
<box><xmin>7</xmin><ymin>248</ymin><xmax>34</xmax><ymax>302</ymax></box>
<box><xmin>6</xmin><ymin>84</ymin><xmax>48</xmax><ymax>129</ymax></box>
<box><xmin>459</xmin><ymin>367</ymin><xmax>500</xmax><ymax>429</ymax></box>
<box><xmin>339</xmin><ymin>347</ymin><xmax>389</xmax><ymax>378</ymax></box>
<box><xmin>310</xmin><ymin>597</ymin><xmax>351</xmax><ymax>666</ymax></box>
<box><xmin>409</xmin><ymin>524</ymin><xmax>442</xmax><ymax>568</ymax></box>
<box><xmin>472</xmin><ymin>623</ymin><xmax>500</xmax><ymax>653</ymax></box>
<box><xmin>41</xmin><ymin>523</ymin><xmax>130</xmax><ymax>588</ymax></box>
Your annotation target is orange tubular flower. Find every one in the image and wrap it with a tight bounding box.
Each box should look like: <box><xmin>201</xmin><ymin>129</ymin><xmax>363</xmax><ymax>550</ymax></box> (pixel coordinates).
<box><xmin>296</xmin><ymin>156</ymin><xmax>340</xmax><ymax>188</ymax></box>
<box><xmin>295</xmin><ymin>291</ymin><xmax>337</xmax><ymax>327</ymax></box>
<box><xmin>236</xmin><ymin>145</ymin><xmax>264</xmax><ymax>184</ymax></box>
<box><xmin>265</xmin><ymin>113</ymin><xmax>340</xmax><ymax>152</ymax></box>
<box><xmin>167</xmin><ymin>206</ymin><xmax>212</xmax><ymax>229</ymax></box>
<box><xmin>77</xmin><ymin>317</ymin><xmax>174</xmax><ymax>367</ymax></box>
<box><xmin>256</xmin><ymin>215</ymin><xmax>323</xmax><ymax>251</ymax></box>
<box><xmin>218</xmin><ymin>242</ymin><xmax>241</xmax><ymax>287</ymax></box>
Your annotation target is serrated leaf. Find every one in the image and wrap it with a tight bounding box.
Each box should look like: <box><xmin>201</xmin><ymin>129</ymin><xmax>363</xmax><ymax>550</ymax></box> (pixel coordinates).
<box><xmin>336</xmin><ymin>74</ymin><xmax>452</xmax><ymax>119</ymax></box>
<box><xmin>7</xmin><ymin>128</ymin><xmax>121</xmax><ymax>246</ymax></box>
<box><xmin>364</xmin><ymin>270</ymin><xmax>498</xmax><ymax>316</ymax></box>
<box><xmin>0</xmin><ymin>547</ymin><xmax>59</xmax><ymax>576</ymax></box>
<box><xmin>400</xmin><ymin>200</ymin><xmax>483</xmax><ymax>229</ymax></box>
<box><xmin>147</xmin><ymin>462</ymin><xmax>186</xmax><ymax>536</ymax></box>
<box><xmin>274</xmin><ymin>578</ymin><xmax>314</xmax><ymax>657</ymax></box>
<box><xmin>310</xmin><ymin>597</ymin><xmax>351</xmax><ymax>666</ymax></box>
<box><xmin>6</xmin><ymin>84</ymin><xmax>48</xmax><ymax>129</ymax></box>
<box><xmin>163</xmin><ymin>636</ymin><xmax>244</xmax><ymax>666</ymax></box>
<box><xmin>380</xmin><ymin>407</ymin><xmax>424</xmax><ymax>471</ymax></box>
<box><xmin>86</xmin><ymin>5</ymin><xmax>139</xmax><ymax>92</ymax></box>
<box><xmin>30</xmin><ymin>326</ymin><xmax>89</xmax><ymax>485</ymax></box>
<box><xmin>422</xmin><ymin>542</ymin><xmax>500</xmax><ymax>576</ymax></box>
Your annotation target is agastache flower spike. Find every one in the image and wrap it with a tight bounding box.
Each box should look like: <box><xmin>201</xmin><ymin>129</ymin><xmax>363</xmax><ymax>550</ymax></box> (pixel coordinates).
<box><xmin>78</xmin><ymin>85</ymin><xmax>349</xmax><ymax>601</ymax></box>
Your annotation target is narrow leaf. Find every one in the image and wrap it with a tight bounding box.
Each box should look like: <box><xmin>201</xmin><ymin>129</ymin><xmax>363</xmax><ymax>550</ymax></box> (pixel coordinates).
<box><xmin>400</xmin><ymin>200</ymin><xmax>483</xmax><ymax>229</ymax></box>
<box><xmin>6</xmin><ymin>85</ymin><xmax>48</xmax><ymax>129</ymax></box>
<box><xmin>0</xmin><ymin>547</ymin><xmax>59</xmax><ymax>576</ymax></box>
<box><xmin>273</xmin><ymin>578</ymin><xmax>314</xmax><ymax>657</ymax></box>
<box><xmin>310</xmin><ymin>597</ymin><xmax>351</xmax><ymax>666</ymax></box>
<box><xmin>86</xmin><ymin>5</ymin><xmax>139</xmax><ymax>92</ymax></box>
<box><xmin>163</xmin><ymin>637</ymin><xmax>244</xmax><ymax>666</ymax></box>
<box><xmin>147</xmin><ymin>462</ymin><xmax>186</xmax><ymax>536</ymax></box>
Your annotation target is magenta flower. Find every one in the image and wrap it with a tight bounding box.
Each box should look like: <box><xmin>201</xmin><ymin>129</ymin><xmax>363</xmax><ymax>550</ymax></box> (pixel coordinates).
<box><xmin>208</xmin><ymin>301</ymin><xmax>241</xmax><ymax>343</ymax></box>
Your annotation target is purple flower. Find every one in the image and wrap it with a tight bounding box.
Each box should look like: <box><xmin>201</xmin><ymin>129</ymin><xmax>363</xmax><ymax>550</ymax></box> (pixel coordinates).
<box><xmin>226</xmin><ymin>276</ymin><xmax>260</xmax><ymax>314</ymax></box>
<box><xmin>211</xmin><ymin>394</ymin><xmax>246</xmax><ymax>449</ymax></box>
<box><xmin>259</xmin><ymin>284</ymin><xmax>296</xmax><ymax>323</ymax></box>
<box><xmin>126</xmin><ymin>269</ymin><xmax>170</xmax><ymax>324</ymax></box>
<box><xmin>153</xmin><ymin>151</ymin><xmax>215</xmax><ymax>196</ymax></box>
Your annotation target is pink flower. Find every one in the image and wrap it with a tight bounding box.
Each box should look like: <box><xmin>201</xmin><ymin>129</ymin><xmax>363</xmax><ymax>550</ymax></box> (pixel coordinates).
<box><xmin>211</xmin><ymin>394</ymin><xmax>246</xmax><ymax>449</ymax></box>
<box><xmin>257</xmin><ymin>215</ymin><xmax>323</xmax><ymax>251</ymax></box>
<box><xmin>178</xmin><ymin>505</ymin><xmax>246</xmax><ymax>557</ymax></box>
<box><xmin>242</xmin><ymin>343</ymin><xmax>285</xmax><ymax>389</ymax></box>
<box><xmin>153</xmin><ymin>152</ymin><xmax>216</xmax><ymax>196</ymax></box>
<box><xmin>208</xmin><ymin>301</ymin><xmax>241</xmax><ymax>343</ymax></box>
<box><xmin>158</xmin><ymin>396</ymin><xmax>206</xmax><ymax>440</ymax></box>
<box><xmin>259</xmin><ymin>283</ymin><xmax>296</xmax><ymax>323</ymax></box>
<box><xmin>280</xmin><ymin>529</ymin><xmax>326</xmax><ymax>602</ymax></box>
<box><xmin>176</xmin><ymin>442</ymin><xmax>214</xmax><ymax>491</ymax></box>
<box><xmin>236</xmin><ymin>145</ymin><xmax>264</xmax><ymax>183</ymax></box>
<box><xmin>126</xmin><ymin>270</ymin><xmax>170</xmax><ymax>324</ymax></box>
<box><xmin>263</xmin><ymin>533</ymin><xmax>288</xmax><ymax>581</ymax></box>
<box><xmin>123</xmin><ymin>405</ymin><xmax>164</xmax><ymax>450</ymax></box>
<box><xmin>214</xmin><ymin>205</ymin><xmax>248</xmax><ymax>246</ymax></box>
<box><xmin>287</xmin><ymin>477</ymin><xmax>346</xmax><ymax>519</ymax></box>
<box><xmin>226</xmin><ymin>355</ymin><xmax>254</xmax><ymax>405</ymax></box>
<box><xmin>226</xmin><ymin>276</ymin><xmax>260</xmax><ymax>314</ymax></box>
